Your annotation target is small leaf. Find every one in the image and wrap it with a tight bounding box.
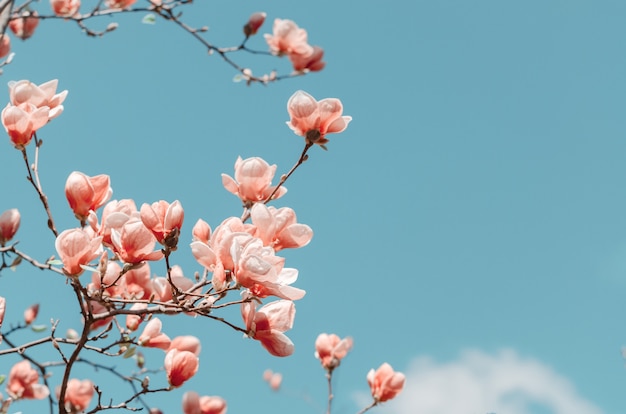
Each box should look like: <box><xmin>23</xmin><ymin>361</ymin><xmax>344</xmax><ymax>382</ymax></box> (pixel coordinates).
<box><xmin>47</xmin><ymin>259</ymin><xmax>63</xmax><ymax>266</ymax></box>
<box><xmin>142</xmin><ymin>13</ymin><xmax>156</xmax><ymax>24</ymax></box>
<box><xmin>79</xmin><ymin>264</ymin><xmax>98</xmax><ymax>273</ymax></box>
<box><xmin>0</xmin><ymin>374</ymin><xmax>5</xmax><ymax>385</ymax></box>
<box><xmin>123</xmin><ymin>346</ymin><xmax>136</xmax><ymax>359</ymax></box>
<box><xmin>31</xmin><ymin>325</ymin><xmax>47</xmax><ymax>333</ymax></box>
<box><xmin>233</xmin><ymin>74</ymin><xmax>244</xmax><ymax>83</ymax></box>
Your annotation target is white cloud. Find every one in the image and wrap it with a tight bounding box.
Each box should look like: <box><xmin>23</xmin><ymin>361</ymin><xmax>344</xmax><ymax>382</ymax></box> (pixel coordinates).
<box><xmin>361</xmin><ymin>349</ymin><xmax>603</xmax><ymax>414</ymax></box>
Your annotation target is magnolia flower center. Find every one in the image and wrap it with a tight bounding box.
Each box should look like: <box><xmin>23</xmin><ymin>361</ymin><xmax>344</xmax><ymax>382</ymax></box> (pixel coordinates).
<box><xmin>305</xmin><ymin>129</ymin><xmax>321</xmax><ymax>144</ymax></box>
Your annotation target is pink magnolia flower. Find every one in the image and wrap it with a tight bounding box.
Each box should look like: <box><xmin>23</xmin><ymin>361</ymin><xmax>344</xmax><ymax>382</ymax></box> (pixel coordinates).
<box><xmin>182</xmin><ymin>391</ymin><xmax>227</xmax><ymax>414</ymax></box>
<box><xmin>0</xmin><ymin>208</ymin><xmax>20</xmax><ymax>246</ymax></box>
<box><xmin>151</xmin><ymin>265</ymin><xmax>195</xmax><ymax>302</ymax></box>
<box><xmin>286</xmin><ymin>90</ymin><xmax>352</xmax><ymax>146</ymax></box>
<box><xmin>23</xmin><ymin>303</ymin><xmax>39</xmax><ymax>325</ymax></box>
<box><xmin>50</xmin><ymin>0</ymin><xmax>80</xmax><ymax>17</ymax></box>
<box><xmin>262</xmin><ymin>369</ymin><xmax>282</xmax><ymax>391</ymax></box>
<box><xmin>86</xmin><ymin>299</ymin><xmax>114</xmax><ymax>331</ymax></box>
<box><xmin>110</xmin><ymin>218</ymin><xmax>163</xmax><ymax>264</ymax></box>
<box><xmin>221</xmin><ymin>156</ymin><xmax>287</xmax><ymax>205</ymax></box>
<box><xmin>1</xmin><ymin>102</ymin><xmax>49</xmax><ymax>148</ymax></box>
<box><xmin>289</xmin><ymin>45</ymin><xmax>325</xmax><ymax>72</ymax></box>
<box><xmin>140</xmin><ymin>200</ymin><xmax>184</xmax><ymax>247</ymax></box>
<box><xmin>264</xmin><ymin>18</ymin><xmax>313</xmax><ymax>58</ymax></box>
<box><xmin>105</xmin><ymin>0</ymin><xmax>136</xmax><ymax>9</ymax></box>
<box><xmin>121</xmin><ymin>263</ymin><xmax>153</xmax><ymax>299</ymax></box>
<box><xmin>232</xmin><ymin>236</ymin><xmax>305</xmax><ymax>301</ymax></box>
<box><xmin>366</xmin><ymin>363</ymin><xmax>406</xmax><ymax>403</ymax></box>
<box><xmin>9</xmin><ymin>79</ymin><xmax>67</xmax><ymax>117</ymax></box>
<box><xmin>250</xmin><ymin>203</ymin><xmax>313</xmax><ymax>251</ymax></box>
<box><xmin>315</xmin><ymin>333</ymin><xmax>353</xmax><ymax>371</ymax></box>
<box><xmin>55</xmin><ymin>228</ymin><xmax>103</xmax><ymax>276</ymax></box>
<box><xmin>165</xmin><ymin>349</ymin><xmax>199</xmax><ymax>387</ymax></box>
<box><xmin>0</xmin><ymin>35</ymin><xmax>10</xmax><ymax>58</ymax></box>
<box><xmin>244</xmin><ymin>12</ymin><xmax>266</xmax><ymax>37</ymax></box>
<box><xmin>9</xmin><ymin>12</ymin><xmax>39</xmax><ymax>40</ymax></box>
<box><xmin>191</xmin><ymin>218</ymin><xmax>211</xmax><ymax>244</ymax></box>
<box><xmin>138</xmin><ymin>317</ymin><xmax>171</xmax><ymax>350</ymax></box>
<box><xmin>65</xmin><ymin>171</ymin><xmax>113</xmax><ymax>221</ymax></box>
<box><xmin>241</xmin><ymin>298</ymin><xmax>296</xmax><ymax>357</ymax></box>
<box><xmin>0</xmin><ymin>296</ymin><xmax>5</xmax><ymax>334</ymax></box>
<box><xmin>61</xmin><ymin>379</ymin><xmax>94</xmax><ymax>412</ymax></box>
<box><xmin>169</xmin><ymin>335</ymin><xmax>201</xmax><ymax>356</ymax></box>
<box><xmin>7</xmin><ymin>360</ymin><xmax>50</xmax><ymax>400</ymax></box>
<box><xmin>126</xmin><ymin>303</ymin><xmax>147</xmax><ymax>331</ymax></box>
<box><xmin>89</xmin><ymin>198</ymin><xmax>138</xmax><ymax>246</ymax></box>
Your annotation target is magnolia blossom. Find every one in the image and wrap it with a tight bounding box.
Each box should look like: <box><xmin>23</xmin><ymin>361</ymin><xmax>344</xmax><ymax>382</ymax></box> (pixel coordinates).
<box><xmin>151</xmin><ymin>265</ymin><xmax>195</xmax><ymax>302</ymax></box>
<box><xmin>9</xmin><ymin>79</ymin><xmax>67</xmax><ymax>120</ymax></box>
<box><xmin>221</xmin><ymin>156</ymin><xmax>287</xmax><ymax>205</ymax></box>
<box><xmin>50</xmin><ymin>0</ymin><xmax>81</xmax><ymax>17</ymax></box>
<box><xmin>165</xmin><ymin>349</ymin><xmax>199</xmax><ymax>387</ymax></box>
<box><xmin>289</xmin><ymin>45</ymin><xmax>325</xmax><ymax>72</ymax></box>
<box><xmin>366</xmin><ymin>363</ymin><xmax>406</xmax><ymax>403</ymax></box>
<box><xmin>169</xmin><ymin>336</ymin><xmax>201</xmax><ymax>356</ymax></box>
<box><xmin>88</xmin><ymin>198</ymin><xmax>138</xmax><ymax>245</ymax></box>
<box><xmin>0</xmin><ymin>296</ymin><xmax>5</xmax><ymax>332</ymax></box>
<box><xmin>138</xmin><ymin>318</ymin><xmax>171</xmax><ymax>350</ymax></box>
<box><xmin>182</xmin><ymin>391</ymin><xmax>227</xmax><ymax>414</ymax></box>
<box><xmin>250</xmin><ymin>203</ymin><xmax>313</xmax><ymax>251</ymax></box>
<box><xmin>286</xmin><ymin>90</ymin><xmax>352</xmax><ymax>146</ymax></box>
<box><xmin>231</xmin><ymin>235</ymin><xmax>305</xmax><ymax>300</ymax></box>
<box><xmin>7</xmin><ymin>360</ymin><xmax>50</xmax><ymax>400</ymax></box>
<box><xmin>1</xmin><ymin>102</ymin><xmax>49</xmax><ymax>148</ymax></box>
<box><xmin>61</xmin><ymin>379</ymin><xmax>94</xmax><ymax>412</ymax></box>
<box><xmin>241</xmin><ymin>298</ymin><xmax>296</xmax><ymax>357</ymax></box>
<box><xmin>9</xmin><ymin>12</ymin><xmax>39</xmax><ymax>40</ymax></box>
<box><xmin>0</xmin><ymin>208</ymin><xmax>20</xmax><ymax>246</ymax></box>
<box><xmin>262</xmin><ymin>369</ymin><xmax>282</xmax><ymax>391</ymax></box>
<box><xmin>244</xmin><ymin>12</ymin><xmax>266</xmax><ymax>37</ymax></box>
<box><xmin>0</xmin><ymin>35</ymin><xmax>10</xmax><ymax>59</ymax></box>
<box><xmin>23</xmin><ymin>304</ymin><xmax>39</xmax><ymax>325</ymax></box>
<box><xmin>110</xmin><ymin>218</ymin><xmax>163</xmax><ymax>264</ymax></box>
<box><xmin>65</xmin><ymin>171</ymin><xmax>113</xmax><ymax>221</ymax></box>
<box><xmin>55</xmin><ymin>228</ymin><xmax>103</xmax><ymax>276</ymax></box>
<box><xmin>191</xmin><ymin>218</ymin><xmax>211</xmax><ymax>244</ymax></box>
<box><xmin>105</xmin><ymin>0</ymin><xmax>136</xmax><ymax>9</ymax></box>
<box><xmin>86</xmin><ymin>299</ymin><xmax>114</xmax><ymax>331</ymax></box>
<box><xmin>140</xmin><ymin>200</ymin><xmax>184</xmax><ymax>247</ymax></box>
<box><xmin>126</xmin><ymin>303</ymin><xmax>147</xmax><ymax>331</ymax></box>
<box><xmin>264</xmin><ymin>18</ymin><xmax>313</xmax><ymax>58</ymax></box>
<box><xmin>315</xmin><ymin>333</ymin><xmax>353</xmax><ymax>371</ymax></box>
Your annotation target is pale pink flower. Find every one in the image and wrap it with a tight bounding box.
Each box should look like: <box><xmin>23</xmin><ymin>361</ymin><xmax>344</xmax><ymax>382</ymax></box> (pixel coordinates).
<box><xmin>221</xmin><ymin>156</ymin><xmax>287</xmax><ymax>205</ymax></box>
<box><xmin>169</xmin><ymin>335</ymin><xmax>201</xmax><ymax>356</ymax></box>
<box><xmin>105</xmin><ymin>0</ymin><xmax>136</xmax><ymax>9</ymax></box>
<box><xmin>232</xmin><ymin>236</ymin><xmax>305</xmax><ymax>301</ymax></box>
<box><xmin>182</xmin><ymin>391</ymin><xmax>227</xmax><ymax>414</ymax></box>
<box><xmin>366</xmin><ymin>363</ymin><xmax>406</xmax><ymax>403</ymax></box>
<box><xmin>50</xmin><ymin>0</ymin><xmax>80</xmax><ymax>17</ymax></box>
<box><xmin>250</xmin><ymin>203</ymin><xmax>313</xmax><ymax>251</ymax></box>
<box><xmin>241</xmin><ymin>298</ymin><xmax>295</xmax><ymax>357</ymax></box>
<box><xmin>61</xmin><ymin>379</ymin><xmax>94</xmax><ymax>412</ymax></box>
<box><xmin>110</xmin><ymin>218</ymin><xmax>163</xmax><ymax>264</ymax></box>
<box><xmin>138</xmin><ymin>317</ymin><xmax>171</xmax><ymax>350</ymax></box>
<box><xmin>9</xmin><ymin>12</ymin><xmax>39</xmax><ymax>40</ymax></box>
<box><xmin>65</xmin><ymin>171</ymin><xmax>113</xmax><ymax>221</ymax></box>
<box><xmin>126</xmin><ymin>303</ymin><xmax>147</xmax><ymax>331</ymax></box>
<box><xmin>140</xmin><ymin>200</ymin><xmax>184</xmax><ymax>246</ymax></box>
<box><xmin>286</xmin><ymin>90</ymin><xmax>352</xmax><ymax>146</ymax></box>
<box><xmin>23</xmin><ymin>303</ymin><xmax>39</xmax><ymax>325</ymax></box>
<box><xmin>191</xmin><ymin>219</ymin><xmax>211</xmax><ymax>244</ymax></box>
<box><xmin>289</xmin><ymin>45</ymin><xmax>325</xmax><ymax>72</ymax></box>
<box><xmin>0</xmin><ymin>35</ymin><xmax>10</xmax><ymax>58</ymax></box>
<box><xmin>89</xmin><ymin>198</ymin><xmax>138</xmax><ymax>246</ymax></box>
<box><xmin>315</xmin><ymin>333</ymin><xmax>353</xmax><ymax>371</ymax></box>
<box><xmin>151</xmin><ymin>265</ymin><xmax>194</xmax><ymax>302</ymax></box>
<box><xmin>262</xmin><ymin>369</ymin><xmax>282</xmax><ymax>391</ymax></box>
<box><xmin>55</xmin><ymin>228</ymin><xmax>103</xmax><ymax>276</ymax></box>
<box><xmin>121</xmin><ymin>263</ymin><xmax>153</xmax><ymax>299</ymax></box>
<box><xmin>244</xmin><ymin>12</ymin><xmax>266</xmax><ymax>37</ymax></box>
<box><xmin>0</xmin><ymin>208</ymin><xmax>20</xmax><ymax>246</ymax></box>
<box><xmin>164</xmin><ymin>349</ymin><xmax>199</xmax><ymax>387</ymax></box>
<box><xmin>264</xmin><ymin>18</ymin><xmax>313</xmax><ymax>57</ymax></box>
<box><xmin>85</xmin><ymin>299</ymin><xmax>114</xmax><ymax>331</ymax></box>
<box><xmin>1</xmin><ymin>102</ymin><xmax>49</xmax><ymax>148</ymax></box>
<box><xmin>7</xmin><ymin>360</ymin><xmax>50</xmax><ymax>400</ymax></box>
<box><xmin>9</xmin><ymin>79</ymin><xmax>67</xmax><ymax>118</ymax></box>
<box><xmin>89</xmin><ymin>261</ymin><xmax>124</xmax><ymax>297</ymax></box>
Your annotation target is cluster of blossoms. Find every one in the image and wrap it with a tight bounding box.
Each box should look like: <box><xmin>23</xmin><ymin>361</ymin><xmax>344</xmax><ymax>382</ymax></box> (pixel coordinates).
<box><xmin>0</xmin><ymin>76</ymin><xmax>405</xmax><ymax>413</ymax></box>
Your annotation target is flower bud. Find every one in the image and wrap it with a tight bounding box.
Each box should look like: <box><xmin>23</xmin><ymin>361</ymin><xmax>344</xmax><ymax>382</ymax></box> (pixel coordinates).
<box><xmin>243</xmin><ymin>12</ymin><xmax>266</xmax><ymax>37</ymax></box>
<box><xmin>0</xmin><ymin>209</ymin><xmax>20</xmax><ymax>246</ymax></box>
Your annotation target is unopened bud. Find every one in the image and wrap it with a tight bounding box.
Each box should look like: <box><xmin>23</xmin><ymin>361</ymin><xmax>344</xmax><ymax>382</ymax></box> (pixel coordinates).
<box><xmin>243</xmin><ymin>12</ymin><xmax>266</xmax><ymax>37</ymax></box>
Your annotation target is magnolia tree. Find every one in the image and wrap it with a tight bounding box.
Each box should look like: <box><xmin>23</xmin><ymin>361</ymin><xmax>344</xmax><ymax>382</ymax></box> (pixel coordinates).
<box><xmin>0</xmin><ymin>1</ymin><xmax>405</xmax><ymax>413</ymax></box>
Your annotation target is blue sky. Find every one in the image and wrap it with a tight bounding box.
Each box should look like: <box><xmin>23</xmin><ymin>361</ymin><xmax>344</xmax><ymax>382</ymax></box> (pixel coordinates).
<box><xmin>1</xmin><ymin>1</ymin><xmax>626</xmax><ymax>413</ymax></box>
